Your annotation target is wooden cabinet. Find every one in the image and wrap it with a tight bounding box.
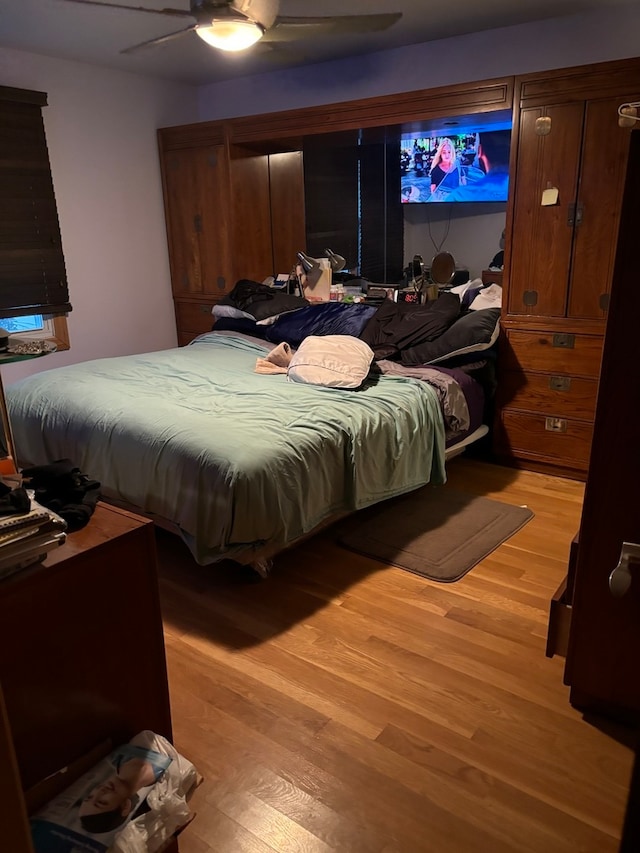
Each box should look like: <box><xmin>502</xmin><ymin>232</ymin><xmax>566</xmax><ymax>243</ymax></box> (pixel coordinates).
<box><xmin>158</xmin><ymin>77</ymin><xmax>513</xmax><ymax>345</ymax></box>
<box><xmin>160</xmin><ymin>138</ymin><xmax>233</xmax><ymax>299</ymax></box>
<box><xmin>0</xmin><ymin>503</ymin><xmax>179</xmax><ymax>853</ymax></box>
<box><xmin>543</xmin><ymin>128</ymin><xmax>640</xmax><ymax>727</ymax></box>
<box><xmin>495</xmin><ymin>58</ymin><xmax>640</xmax><ymax>478</ymax></box>
<box><xmin>158</xmin><ymin>122</ymin><xmax>306</xmax><ymax>344</ymax></box>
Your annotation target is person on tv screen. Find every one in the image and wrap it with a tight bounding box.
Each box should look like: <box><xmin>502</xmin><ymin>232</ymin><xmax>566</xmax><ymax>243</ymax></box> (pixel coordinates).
<box><xmin>446</xmin><ymin>130</ymin><xmax>510</xmax><ymax>202</ymax></box>
<box><xmin>429</xmin><ymin>137</ymin><xmax>463</xmax><ymax>198</ymax></box>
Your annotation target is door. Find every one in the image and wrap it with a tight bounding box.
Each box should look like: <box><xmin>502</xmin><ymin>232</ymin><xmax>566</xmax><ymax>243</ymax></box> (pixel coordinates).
<box><xmin>507</xmin><ymin>102</ymin><xmax>583</xmax><ymax>317</ymax></box>
<box><xmin>162</xmin><ymin>145</ymin><xmax>233</xmax><ymax>297</ymax></box>
<box><xmin>565</xmin><ymin>128</ymin><xmax>640</xmax><ymax>714</ymax></box>
<box><xmin>567</xmin><ymin>96</ymin><xmax>635</xmax><ymax>320</ymax></box>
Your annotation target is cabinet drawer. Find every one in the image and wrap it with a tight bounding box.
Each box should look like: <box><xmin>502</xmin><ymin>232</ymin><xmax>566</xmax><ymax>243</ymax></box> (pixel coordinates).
<box><xmin>175</xmin><ymin>301</ymin><xmax>215</xmax><ymax>334</ymax></box>
<box><xmin>502</xmin><ymin>330</ymin><xmax>602</xmax><ymax>377</ymax></box>
<box><xmin>500</xmin><ymin>371</ymin><xmax>598</xmax><ymax>420</ymax></box>
<box><xmin>500</xmin><ymin>410</ymin><xmax>594</xmax><ymax>466</ymax></box>
<box><xmin>546</xmin><ymin>575</ymin><xmax>572</xmax><ymax>658</ymax></box>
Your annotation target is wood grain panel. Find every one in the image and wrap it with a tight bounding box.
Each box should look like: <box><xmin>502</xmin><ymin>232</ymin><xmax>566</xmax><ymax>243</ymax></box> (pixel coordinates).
<box><xmin>158</xmin><ymin>122</ymin><xmax>225</xmax><ymax>150</ymax></box>
<box><xmin>518</xmin><ymin>56</ymin><xmax>640</xmax><ymax>104</ymax></box>
<box><xmin>0</xmin><ymin>686</ymin><xmax>32</xmax><ymax>853</ymax></box>
<box><xmin>499</xmin><ymin>410</ymin><xmax>594</xmax><ymax>466</ymax></box>
<box><xmin>0</xmin><ymin>505</ymin><xmax>179</xmax><ymax>850</ymax></box>
<box><xmin>502</xmin><ymin>330</ymin><xmax>603</xmax><ymax>377</ymax></box>
<box><xmin>0</xmin><ymin>505</ymin><xmax>172</xmax><ymax>792</ymax></box>
<box><xmin>227</xmin><ymin>78</ymin><xmax>513</xmax><ymax>143</ymax></box>
<box><xmin>161</xmin><ymin>145</ymin><xmax>232</xmax><ymax>297</ymax></box>
<box><xmin>568</xmin><ymin>95</ymin><xmax>637</xmax><ymax>319</ymax></box>
<box><xmin>546</xmin><ymin>576</ymin><xmax>572</xmax><ymax>658</ymax></box>
<box><xmin>507</xmin><ymin>103</ymin><xmax>584</xmax><ymax>318</ymax></box>
<box><xmin>229</xmin><ymin>150</ymin><xmax>273</xmax><ymax>282</ymax></box>
<box><xmin>268</xmin><ymin>151</ymin><xmax>306</xmax><ymax>275</ymax></box>
<box><xmin>499</xmin><ymin>370</ymin><xmax>598</xmax><ymax>420</ymax></box>
<box><xmin>175</xmin><ymin>300</ymin><xmax>216</xmax><ymax>336</ymax></box>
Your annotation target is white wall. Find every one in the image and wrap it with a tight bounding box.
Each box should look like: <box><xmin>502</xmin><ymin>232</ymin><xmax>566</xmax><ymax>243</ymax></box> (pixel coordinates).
<box><xmin>197</xmin><ymin>7</ymin><xmax>640</xmax><ymax>119</ymax></box>
<box><xmin>0</xmin><ymin>47</ymin><xmax>199</xmax><ymax>384</ymax></box>
<box><xmin>196</xmin><ymin>5</ymin><xmax>640</xmax><ymax>285</ymax></box>
<box><xmin>403</xmin><ymin>205</ymin><xmax>506</xmax><ymax>281</ymax></box>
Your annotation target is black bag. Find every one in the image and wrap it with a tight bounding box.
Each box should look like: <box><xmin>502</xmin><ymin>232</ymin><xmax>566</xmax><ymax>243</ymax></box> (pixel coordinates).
<box><xmin>21</xmin><ymin>459</ymin><xmax>101</xmax><ymax>532</ymax></box>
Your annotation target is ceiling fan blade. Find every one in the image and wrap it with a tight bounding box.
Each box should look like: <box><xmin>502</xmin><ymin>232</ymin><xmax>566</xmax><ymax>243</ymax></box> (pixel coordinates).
<box><xmin>120</xmin><ymin>24</ymin><xmax>197</xmax><ymax>54</ymax></box>
<box><xmin>262</xmin><ymin>12</ymin><xmax>402</xmax><ymax>43</ymax></box>
<box><xmin>257</xmin><ymin>41</ymin><xmax>311</xmax><ymax>66</ymax></box>
<box><xmin>59</xmin><ymin>0</ymin><xmax>192</xmax><ymax>17</ymax></box>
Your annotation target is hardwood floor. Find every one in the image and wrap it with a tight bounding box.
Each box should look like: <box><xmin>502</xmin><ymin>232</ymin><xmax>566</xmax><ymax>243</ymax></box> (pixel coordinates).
<box><xmin>155</xmin><ymin>459</ymin><xmax>634</xmax><ymax>853</ymax></box>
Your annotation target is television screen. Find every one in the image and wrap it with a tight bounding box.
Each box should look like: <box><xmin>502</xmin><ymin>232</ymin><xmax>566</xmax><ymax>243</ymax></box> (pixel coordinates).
<box><xmin>400</xmin><ymin>124</ymin><xmax>511</xmax><ymax>203</ymax></box>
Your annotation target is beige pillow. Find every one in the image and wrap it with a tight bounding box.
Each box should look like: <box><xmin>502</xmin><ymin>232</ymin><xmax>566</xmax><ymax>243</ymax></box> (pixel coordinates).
<box><xmin>287</xmin><ymin>335</ymin><xmax>374</xmax><ymax>389</ymax></box>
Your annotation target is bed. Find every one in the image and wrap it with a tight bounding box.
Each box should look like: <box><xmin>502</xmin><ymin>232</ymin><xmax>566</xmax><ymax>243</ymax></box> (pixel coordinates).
<box><xmin>4</xmin><ymin>327</ymin><xmax>489</xmax><ymax>574</ymax></box>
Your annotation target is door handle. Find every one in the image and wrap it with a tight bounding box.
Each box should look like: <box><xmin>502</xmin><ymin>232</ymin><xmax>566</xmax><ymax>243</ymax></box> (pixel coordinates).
<box><xmin>609</xmin><ymin>542</ymin><xmax>640</xmax><ymax>597</ymax></box>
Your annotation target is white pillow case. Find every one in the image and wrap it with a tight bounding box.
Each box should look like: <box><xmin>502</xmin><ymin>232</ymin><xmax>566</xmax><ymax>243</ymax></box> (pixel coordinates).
<box><xmin>468</xmin><ymin>283</ymin><xmax>502</xmax><ymax>310</ymax></box>
<box><xmin>287</xmin><ymin>335</ymin><xmax>374</xmax><ymax>389</ymax></box>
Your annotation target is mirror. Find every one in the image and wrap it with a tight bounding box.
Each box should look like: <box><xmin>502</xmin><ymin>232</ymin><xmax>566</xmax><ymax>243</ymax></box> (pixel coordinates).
<box><xmin>302</xmin><ymin>109</ymin><xmax>512</xmax><ymax>285</ymax></box>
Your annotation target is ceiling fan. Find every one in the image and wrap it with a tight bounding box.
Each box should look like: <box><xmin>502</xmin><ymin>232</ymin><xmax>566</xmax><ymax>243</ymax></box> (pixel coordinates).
<box><xmin>60</xmin><ymin>0</ymin><xmax>403</xmax><ymax>54</ymax></box>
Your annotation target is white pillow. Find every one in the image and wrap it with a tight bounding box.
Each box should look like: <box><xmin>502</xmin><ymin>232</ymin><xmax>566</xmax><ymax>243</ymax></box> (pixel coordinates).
<box><xmin>287</xmin><ymin>335</ymin><xmax>374</xmax><ymax>389</ymax></box>
<box><xmin>468</xmin><ymin>283</ymin><xmax>502</xmax><ymax>310</ymax></box>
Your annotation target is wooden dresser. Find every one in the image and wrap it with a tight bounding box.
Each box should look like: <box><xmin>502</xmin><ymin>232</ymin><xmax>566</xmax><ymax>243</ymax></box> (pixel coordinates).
<box><xmin>0</xmin><ymin>503</ymin><xmax>180</xmax><ymax>853</ymax></box>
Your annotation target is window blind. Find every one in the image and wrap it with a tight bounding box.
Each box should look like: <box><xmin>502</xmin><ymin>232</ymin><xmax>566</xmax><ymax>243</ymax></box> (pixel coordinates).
<box><xmin>0</xmin><ymin>86</ymin><xmax>71</xmax><ymax>319</ymax></box>
<box><xmin>303</xmin><ymin>127</ymin><xmax>404</xmax><ymax>283</ymax></box>
<box><xmin>303</xmin><ymin>131</ymin><xmax>359</xmax><ymax>267</ymax></box>
<box><xmin>359</xmin><ymin>128</ymin><xmax>404</xmax><ymax>283</ymax></box>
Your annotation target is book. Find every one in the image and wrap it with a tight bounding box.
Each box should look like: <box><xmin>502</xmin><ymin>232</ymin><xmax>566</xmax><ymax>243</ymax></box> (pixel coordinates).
<box><xmin>0</xmin><ymin>531</ymin><xmax>66</xmax><ymax>580</ymax></box>
<box><xmin>0</xmin><ymin>511</ymin><xmax>65</xmax><ymax>547</ymax></box>
<box><xmin>0</xmin><ymin>499</ymin><xmax>67</xmax><ymax>579</ymax></box>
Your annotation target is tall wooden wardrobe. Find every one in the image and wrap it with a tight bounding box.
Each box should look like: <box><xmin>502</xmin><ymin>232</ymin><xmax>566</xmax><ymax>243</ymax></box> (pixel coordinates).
<box><xmin>158</xmin><ymin>123</ymin><xmax>306</xmax><ymax>346</ymax></box>
<box><xmin>495</xmin><ymin>58</ymin><xmax>640</xmax><ymax>479</ymax></box>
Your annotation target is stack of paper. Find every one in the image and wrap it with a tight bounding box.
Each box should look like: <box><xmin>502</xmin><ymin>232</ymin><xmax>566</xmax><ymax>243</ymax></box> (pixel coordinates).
<box><xmin>0</xmin><ymin>501</ymin><xmax>67</xmax><ymax>579</ymax></box>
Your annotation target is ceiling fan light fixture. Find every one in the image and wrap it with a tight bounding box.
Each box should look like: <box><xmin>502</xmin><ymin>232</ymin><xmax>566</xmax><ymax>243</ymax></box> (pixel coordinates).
<box><xmin>196</xmin><ymin>19</ymin><xmax>264</xmax><ymax>51</ymax></box>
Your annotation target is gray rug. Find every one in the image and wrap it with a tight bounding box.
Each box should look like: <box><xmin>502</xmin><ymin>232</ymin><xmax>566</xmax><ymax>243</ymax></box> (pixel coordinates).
<box><xmin>338</xmin><ymin>487</ymin><xmax>534</xmax><ymax>582</ymax></box>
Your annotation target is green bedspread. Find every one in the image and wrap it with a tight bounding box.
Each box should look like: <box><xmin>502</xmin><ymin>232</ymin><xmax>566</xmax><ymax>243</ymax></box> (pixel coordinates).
<box><xmin>7</xmin><ymin>333</ymin><xmax>446</xmax><ymax>564</ymax></box>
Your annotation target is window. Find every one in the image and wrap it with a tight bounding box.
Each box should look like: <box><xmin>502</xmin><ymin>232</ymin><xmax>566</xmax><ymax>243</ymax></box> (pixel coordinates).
<box><xmin>0</xmin><ymin>85</ymin><xmax>71</xmax><ymax>350</ymax></box>
<box><xmin>0</xmin><ymin>315</ymin><xmax>69</xmax><ymax>351</ymax></box>
<box><xmin>303</xmin><ymin>127</ymin><xmax>404</xmax><ymax>283</ymax></box>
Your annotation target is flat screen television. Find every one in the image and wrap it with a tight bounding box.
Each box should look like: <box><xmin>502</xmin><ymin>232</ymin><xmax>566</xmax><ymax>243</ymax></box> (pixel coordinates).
<box><xmin>400</xmin><ymin>123</ymin><xmax>512</xmax><ymax>203</ymax></box>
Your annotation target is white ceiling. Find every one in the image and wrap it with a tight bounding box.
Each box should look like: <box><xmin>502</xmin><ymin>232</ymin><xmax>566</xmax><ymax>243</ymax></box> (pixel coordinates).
<box><xmin>1</xmin><ymin>0</ymin><xmax>635</xmax><ymax>86</ymax></box>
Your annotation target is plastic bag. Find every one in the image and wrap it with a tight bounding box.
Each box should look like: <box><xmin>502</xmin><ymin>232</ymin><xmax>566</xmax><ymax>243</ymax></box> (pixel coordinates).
<box><xmin>30</xmin><ymin>731</ymin><xmax>200</xmax><ymax>853</ymax></box>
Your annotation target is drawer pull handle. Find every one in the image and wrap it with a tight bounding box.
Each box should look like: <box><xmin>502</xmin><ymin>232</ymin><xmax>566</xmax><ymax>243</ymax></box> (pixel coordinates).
<box><xmin>549</xmin><ymin>376</ymin><xmax>571</xmax><ymax>391</ymax></box>
<box><xmin>553</xmin><ymin>333</ymin><xmax>575</xmax><ymax>349</ymax></box>
<box><xmin>545</xmin><ymin>417</ymin><xmax>567</xmax><ymax>433</ymax></box>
